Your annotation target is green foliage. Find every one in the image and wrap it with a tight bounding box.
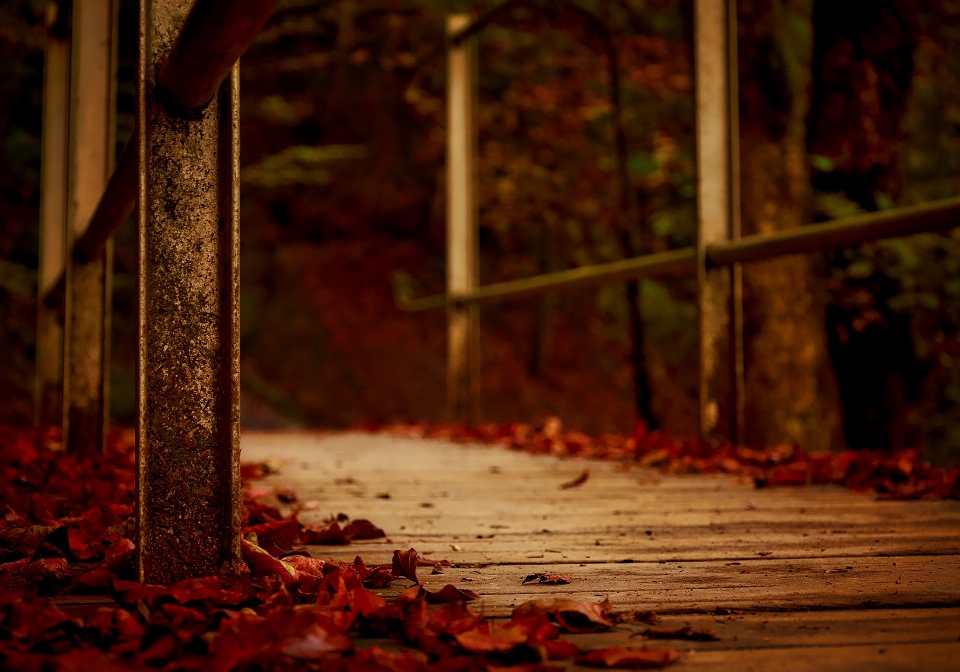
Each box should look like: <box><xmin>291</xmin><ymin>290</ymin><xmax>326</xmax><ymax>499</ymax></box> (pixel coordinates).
<box><xmin>241</xmin><ymin>144</ymin><xmax>367</xmax><ymax>188</ymax></box>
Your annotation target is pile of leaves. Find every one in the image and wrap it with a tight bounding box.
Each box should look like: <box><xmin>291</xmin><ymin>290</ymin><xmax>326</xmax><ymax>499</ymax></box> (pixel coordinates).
<box><xmin>374</xmin><ymin>417</ymin><xmax>960</xmax><ymax>500</ymax></box>
<box><xmin>0</xmin><ymin>426</ymin><xmax>682</xmax><ymax>670</ymax></box>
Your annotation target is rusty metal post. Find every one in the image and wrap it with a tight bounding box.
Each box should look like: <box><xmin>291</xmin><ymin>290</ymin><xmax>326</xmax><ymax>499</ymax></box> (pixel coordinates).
<box><xmin>62</xmin><ymin>0</ymin><xmax>118</xmax><ymax>452</ymax></box>
<box><xmin>136</xmin><ymin>0</ymin><xmax>242</xmax><ymax>583</ymax></box>
<box><xmin>694</xmin><ymin>0</ymin><xmax>744</xmax><ymax>444</ymax></box>
<box><xmin>446</xmin><ymin>14</ymin><xmax>481</xmax><ymax>425</ymax></box>
<box><xmin>36</xmin><ymin>1</ymin><xmax>71</xmax><ymax>429</ymax></box>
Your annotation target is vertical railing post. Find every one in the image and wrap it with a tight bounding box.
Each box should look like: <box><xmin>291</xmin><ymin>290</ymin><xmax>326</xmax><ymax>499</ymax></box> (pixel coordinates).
<box><xmin>695</xmin><ymin>0</ymin><xmax>744</xmax><ymax>444</ymax></box>
<box><xmin>62</xmin><ymin>0</ymin><xmax>118</xmax><ymax>452</ymax></box>
<box><xmin>36</xmin><ymin>0</ymin><xmax>71</xmax><ymax>430</ymax></box>
<box><xmin>136</xmin><ymin>0</ymin><xmax>242</xmax><ymax>583</ymax></box>
<box><xmin>446</xmin><ymin>15</ymin><xmax>480</xmax><ymax>425</ymax></box>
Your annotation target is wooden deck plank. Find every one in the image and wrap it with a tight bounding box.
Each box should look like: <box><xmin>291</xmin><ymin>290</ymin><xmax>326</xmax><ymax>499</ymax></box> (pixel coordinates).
<box><xmin>358</xmin><ymin>555</ymin><xmax>960</xmax><ymax>616</ymax></box>
<box><xmin>313</xmin><ymin>526</ymin><xmax>960</xmax><ymax>565</ymax></box>
<box><xmin>659</xmin><ymin>642</ymin><xmax>960</xmax><ymax>672</ymax></box>
<box><xmin>564</xmin><ymin>607</ymin><xmax>960</xmax><ymax>650</ymax></box>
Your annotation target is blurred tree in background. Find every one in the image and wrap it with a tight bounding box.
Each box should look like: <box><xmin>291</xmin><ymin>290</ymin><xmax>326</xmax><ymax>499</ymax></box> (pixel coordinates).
<box><xmin>1</xmin><ymin>0</ymin><xmax>959</xmax><ymax>461</ymax></box>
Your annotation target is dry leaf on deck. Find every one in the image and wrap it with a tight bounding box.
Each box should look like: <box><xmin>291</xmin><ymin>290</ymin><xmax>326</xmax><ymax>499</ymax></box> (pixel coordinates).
<box><xmin>560</xmin><ymin>469</ymin><xmax>590</xmax><ymax>489</ymax></box>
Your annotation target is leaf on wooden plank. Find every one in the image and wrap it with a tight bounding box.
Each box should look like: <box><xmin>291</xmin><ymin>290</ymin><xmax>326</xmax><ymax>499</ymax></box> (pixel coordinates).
<box><xmin>512</xmin><ymin>598</ymin><xmax>620</xmax><ymax>633</ymax></box>
<box><xmin>392</xmin><ymin>548</ymin><xmax>419</xmax><ymax>583</ymax></box>
<box><xmin>560</xmin><ymin>469</ymin><xmax>590</xmax><ymax>489</ymax></box>
<box><xmin>522</xmin><ymin>572</ymin><xmax>573</xmax><ymax>585</ymax></box>
<box><xmin>425</xmin><ymin>584</ymin><xmax>480</xmax><ymax>604</ymax></box>
<box><xmin>241</xmin><ymin>538</ymin><xmax>299</xmax><ymax>584</ymax></box>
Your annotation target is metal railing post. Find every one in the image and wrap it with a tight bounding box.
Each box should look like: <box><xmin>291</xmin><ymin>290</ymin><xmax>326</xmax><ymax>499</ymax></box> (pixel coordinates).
<box><xmin>62</xmin><ymin>0</ymin><xmax>119</xmax><ymax>452</ymax></box>
<box><xmin>694</xmin><ymin>0</ymin><xmax>744</xmax><ymax>444</ymax></box>
<box><xmin>136</xmin><ymin>0</ymin><xmax>242</xmax><ymax>583</ymax></box>
<box><xmin>36</xmin><ymin>1</ymin><xmax>71</xmax><ymax>430</ymax></box>
<box><xmin>446</xmin><ymin>14</ymin><xmax>481</xmax><ymax>425</ymax></box>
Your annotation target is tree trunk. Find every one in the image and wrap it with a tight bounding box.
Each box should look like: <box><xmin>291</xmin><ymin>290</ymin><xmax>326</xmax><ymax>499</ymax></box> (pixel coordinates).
<box><xmin>737</xmin><ymin>0</ymin><xmax>845</xmax><ymax>451</ymax></box>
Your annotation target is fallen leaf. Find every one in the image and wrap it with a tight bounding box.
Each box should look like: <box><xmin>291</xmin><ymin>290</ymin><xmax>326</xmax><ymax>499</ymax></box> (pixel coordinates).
<box><xmin>522</xmin><ymin>572</ymin><xmax>573</xmax><ymax>585</ymax></box>
<box><xmin>21</xmin><ymin>557</ymin><xmax>69</xmax><ymax>584</ymax></box>
<box><xmin>634</xmin><ymin>611</ymin><xmax>660</xmax><ymax>624</ymax></box>
<box><xmin>280</xmin><ymin>623</ymin><xmax>353</xmax><ymax>659</ymax></box>
<box><xmin>240</xmin><ymin>538</ymin><xmax>299</xmax><ymax>583</ymax></box>
<box><xmin>392</xmin><ymin>548</ymin><xmax>419</xmax><ymax>583</ymax></box>
<box><xmin>425</xmin><ymin>584</ymin><xmax>480</xmax><ymax>603</ymax></box>
<box><xmin>577</xmin><ymin>646</ymin><xmax>682</xmax><ymax>669</ymax></box>
<box><xmin>243</xmin><ymin>518</ymin><xmax>300</xmax><ymax>555</ymax></box>
<box><xmin>560</xmin><ymin>469</ymin><xmax>590</xmax><ymax>489</ymax></box>
<box><xmin>512</xmin><ymin>599</ymin><xmax>620</xmax><ymax>633</ymax></box>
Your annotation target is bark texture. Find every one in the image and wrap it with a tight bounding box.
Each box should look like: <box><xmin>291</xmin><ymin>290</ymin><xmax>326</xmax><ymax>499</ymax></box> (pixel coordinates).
<box><xmin>737</xmin><ymin>0</ymin><xmax>844</xmax><ymax>450</ymax></box>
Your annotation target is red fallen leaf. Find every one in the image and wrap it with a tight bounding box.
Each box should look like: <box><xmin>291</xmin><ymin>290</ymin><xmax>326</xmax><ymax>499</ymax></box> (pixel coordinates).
<box><xmin>394</xmin><ymin>582</ymin><xmax>478</xmax><ymax>606</ymax></box>
<box><xmin>110</xmin><ymin>579</ymin><xmax>171</xmax><ymax>605</ymax></box>
<box><xmin>20</xmin><ymin>557</ymin><xmax>69</xmax><ymax>584</ymax></box>
<box><xmin>642</xmin><ymin>626</ymin><xmax>719</xmax><ymax>641</ymax></box>
<box><xmin>165</xmin><ymin>576</ymin><xmax>249</xmax><ymax>606</ymax></box>
<box><xmin>140</xmin><ymin>628</ymin><xmax>183</xmax><ymax>665</ymax></box>
<box><xmin>88</xmin><ymin>606</ymin><xmax>145</xmax><ymax>641</ymax></box>
<box><xmin>635</xmin><ymin>611</ymin><xmax>660</xmax><ymax>624</ymax></box>
<box><xmin>244</xmin><ymin>517</ymin><xmax>301</xmax><ymax>554</ymax></box>
<box><xmin>512</xmin><ymin>599</ymin><xmax>620</xmax><ymax>633</ymax></box>
<box><xmin>416</xmin><ymin>558</ymin><xmax>452</xmax><ymax>567</ymax></box>
<box><xmin>239</xmin><ymin>461</ymin><xmax>269</xmax><ymax>480</ymax></box>
<box><xmin>280</xmin><ymin>622</ymin><xmax>354</xmax><ymax>659</ymax></box>
<box><xmin>426</xmin><ymin>584</ymin><xmax>480</xmax><ymax>604</ymax></box>
<box><xmin>522</xmin><ymin>572</ymin><xmax>573</xmax><ymax>585</ymax></box>
<box><xmin>543</xmin><ymin>638</ymin><xmax>581</xmax><ymax>659</ymax></box>
<box><xmin>0</xmin><ymin>557</ymin><xmax>29</xmax><ymax>580</ymax></box>
<box><xmin>343</xmin><ymin>518</ymin><xmax>386</xmax><ymax>540</ymax></box>
<box><xmin>453</xmin><ymin>623</ymin><xmax>532</xmax><ymax>652</ymax></box>
<box><xmin>300</xmin><ymin>520</ymin><xmax>350</xmax><ymax>545</ymax></box>
<box><xmin>560</xmin><ymin>469</ymin><xmax>590</xmax><ymax>489</ymax></box>
<box><xmin>350</xmin><ymin>585</ymin><xmax>387</xmax><ymax>616</ymax></box>
<box><xmin>104</xmin><ymin>537</ymin><xmax>135</xmax><ymax>576</ymax></box>
<box><xmin>577</xmin><ymin>646</ymin><xmax>682</xmax><ymax>669</ymax></box>
<box><xmin>283</xmin><ymin>553</ymin><xmax>326</xmax><ymax>581</ymax></box>
<box><xmin>241</xmin><ymin>538</ymin><xmax>299</xmax><ymax>584</ymax></box>
<box><xmin>0</xmin><ymin>525</ymin><xmax>61</xmax><ymax>558</ymax></box>
<box><xmin>70</xmin><ymin>566</ymin><xmax>117</xmax><ymax>592</ymax></box>
<box><xmin>392</xmin><ymin>548</ymin><xmax>419</xmax><ymax>583</ymax></box>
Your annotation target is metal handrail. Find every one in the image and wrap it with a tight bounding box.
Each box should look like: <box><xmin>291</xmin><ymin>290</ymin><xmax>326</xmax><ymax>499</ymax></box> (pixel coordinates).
<box><xmin>399</xmin><ymin>194</ymin><xmax>960</xmax><ymax>310</ymax></box>
<box><xmin>46</xmin><ymin>0</ymin><xmax>280</xmax><ymax>303</ymax></box>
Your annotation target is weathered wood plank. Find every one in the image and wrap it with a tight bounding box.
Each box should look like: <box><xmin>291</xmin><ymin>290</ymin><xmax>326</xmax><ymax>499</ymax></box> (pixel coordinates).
<box><xmin>357</xmin><ymin>555</ymin><xmax>960</xmax><ymax>617</ymax></box>
<box><xmin>667</xmin><ymin>641</ymin><xmax>960</xmax><ymax>672</ymax></box>
<box><xmin>312</xmin><ymin>524</ymin><xmax>960</xmax><ymax>565</ymax></box>
<box><xmin>563</xmin><ymin>607</ymin><xmax>960</xmax><ymax>651</ymax></box>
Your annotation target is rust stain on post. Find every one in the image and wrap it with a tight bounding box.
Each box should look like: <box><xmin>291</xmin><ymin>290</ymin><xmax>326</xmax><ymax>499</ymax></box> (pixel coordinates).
<box><xmin>62</xmin><ymin>0</ymin><xmax>118</xmax><ymax>452</ymax></box>
<box><xmin>136</xmin><ymin>0</ymin><xmax>241</xmax><ymax>583</ymax></box>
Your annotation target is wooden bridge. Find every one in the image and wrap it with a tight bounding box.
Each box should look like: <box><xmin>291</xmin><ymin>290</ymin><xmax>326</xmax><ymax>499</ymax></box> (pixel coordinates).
<box><xmin>235</xmin><ymin>431</ymin><xmax>960</xmax><ymax>671</ymax></box>
<box><xmin>29</xmin><ymin>0</ymin><xmax>960</xmax><ymax>668</ymax></box>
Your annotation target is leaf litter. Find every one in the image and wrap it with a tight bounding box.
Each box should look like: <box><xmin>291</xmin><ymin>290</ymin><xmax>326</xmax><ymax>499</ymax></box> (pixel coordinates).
<box><xmin>374</xmin><ymin>416</ymin><xmax>960</xmax><ymax>500</ymax></box>
<box><xmin>0</xmin><ymin>426</ymin><xmax>682</xmax><ymax>671</ymax></box>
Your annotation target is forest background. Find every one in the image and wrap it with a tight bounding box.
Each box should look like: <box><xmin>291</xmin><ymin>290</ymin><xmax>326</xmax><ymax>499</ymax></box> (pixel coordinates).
<box><xmin>1</xmin><ymin>0</ymin><xmax>958</xmax><ymax>463</ymax></box>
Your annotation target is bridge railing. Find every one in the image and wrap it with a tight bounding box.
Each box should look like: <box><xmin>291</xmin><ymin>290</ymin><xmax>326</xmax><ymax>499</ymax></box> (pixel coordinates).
<box><xmin>397</xmin><ymin>2</ymin><xmax>960</xmax><ymax>446</ymax></box>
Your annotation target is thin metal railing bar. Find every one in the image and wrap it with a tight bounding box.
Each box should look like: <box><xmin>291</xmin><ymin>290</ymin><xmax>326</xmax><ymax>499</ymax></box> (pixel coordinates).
<box><xmin>50</xmin><ymin>0</ymin><xmax>280</xmax><ymax>294</ymax></box>
<box><xmin>707</xmin><ymin>194</ymin><xmax>960</xmax><ymax>267</ymax></box>
<box><xmin>399</xmin><ymin>194</ymin><xmax>960</xmax><ymax>310</ymax></box>
<box><xmin>399</xmin><ymin>247</ymin><xmax>698</xmax><ymax>311</ymax></box>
